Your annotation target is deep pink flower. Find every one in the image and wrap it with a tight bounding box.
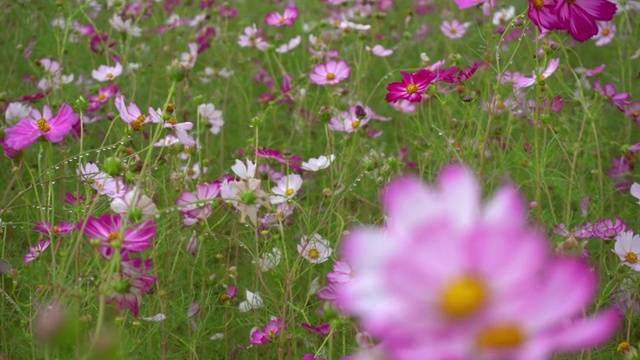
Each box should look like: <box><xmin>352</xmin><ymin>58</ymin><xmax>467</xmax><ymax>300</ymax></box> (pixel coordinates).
<box><xmin>83</xmin><ymin>214</ymin><xmax>156</xmax><ymax>257</ymax></box>
<box><xmin>528</xmin><ymin>0</ymin><xmax>563</xmax><ymax>32</ymax></box>
<box><xmin>308</xmin><ymin>60</ymin><xmax>350</xmax><ymax>86</ymax></box>
<box><xmin>626</xmin><ymin>102</ymin><xmax>640</xmax><ymax>125</ymax></box>
<box><xmin>300</xmin><ymin>323</ymin><xmax>331</xmax><ymax>335</ymax></box>
<box><xmin>385</xmin><ymin>69</ymin><xmax>437</xmax><ymax>103</ymax></box>
<box><xmin>553</xmin><ymin>0</ymin><xmax>617</xmax><ymax>42</ymax></box>
<box><xmin>4</xmin><ymin>104</ymin><xmax>78</xmax><ymax>151</ymax></box>
<box><xmin>88</xmin><ymin>83</ymin><xmax>119</xmax><ymax>112</ymax></box>
<box><xmin>336</xmin><ymin>165</ymin><xmax>620</xmax><ymax>359</ymax></box>
<box><xmin>33</xmin><ymin>221</ymin><xmax>75</xmax><ymax>236</ymax></box>
<box><xmin>591</xmin><ymin>218</ymin><xmax>626</xmax><ymax>239</ymax></box>
<box><xmin>176</xmin><ymin>183</ymin><xmax>220</xmax><ymax>226</ymax></box>
<box><xmin>106</xmin><ymin>256</ymin><xmax>157</xmax><ymax>317</ymax></box>
<box><xmin>434</xmin><ymin>61</ymin><xmax>485</xmax><ymax>84</ymax></box>
<box><xmin>249</xmin><ymin>318</ymin><xmax>285</xmax><ymax>345</ymax></box>
<box><xmin>264</xmin><ymin>7</ymin><xmax>298</xmax><ymax>27</ymax></box>
<box><xmin>592</xmin><ymin>81</ymin><xmax>630</xmax><ymax>111</ymax></box>
<box><xmin>455</xmin><ymin>0</ymin><xmax>488</xmax><ymax>9</ymax></box>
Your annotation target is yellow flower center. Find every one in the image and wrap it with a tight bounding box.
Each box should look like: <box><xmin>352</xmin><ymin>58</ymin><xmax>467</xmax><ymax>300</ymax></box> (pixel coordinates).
<box><xmin>531</xmin><ymin>0</ymin><xmax>544</xmax><ymax>9</ymax></box>
<box><xmin>439</xmin><ymin>276</ymin><xmax>486</xmax><ymax>318</ymax></box>
<box><xmin>167</xmin><ymin>118</ymin><xmax>177</xmax><ymax>125</ymax></box>
<box><xmin>449</xmin><ymin>27</ymin><xmax>457</xmax><ymax>34</ymax></box>
<box><xmin>37</xmin><ymin>118</ymin><xmax>51</xmax><ymax>132</ymax></box>
<box><xmin>52</xmin><ymin>226</ymin><xmax>60</xmax><ymax>233</ymax></box>
<box><xmin>405</xmin><ymin>83</ymin><xmax>419</xmax><ymax>94</ymax></box>
<box><xmin>537</xmin><ymin>74</ymin><xmax>546</xmax><ymax>81</ymax></box>
<box><xmin>131</xmin><ymin>114</ymin><xmax>146</xmax><ymax>131</ymax></box>
<box><xmin>106</xmin><ymin>232</ymin><xmax>120</xmax><ymax>243</ymax></box>
<box><xmin>278</xmin><ymin>17</ymin><xmax>285</xmax><ymax>25</ymax></box>
<box><xmin>625</xmin><ymin>252</ymin><xmax>638</xmax><ymax>264</ymax></box>
<box><xmin>285</xmin><ymin>188</ymin><xmax>295</xmax><ymax>196</ymax></box>
<box><xmin>476</xmin><ymin>323</ymin><xmax>524</xmax><ymax>350</ymax></box>
<box><xmin>98</xmin><ymin>93</ymin><xmax>107</xmax><ymax>101</ymax></box>
<box><xmin>351</xmin><ymin>120</ymin><xmax>360</xmax><ymax>129</ymax></box>
<box><xmin>618</xmin><ymin>342</ymin><xmax>631</xmax><ymax>353</ymax></box>
<box><xmin>220</xmin><ymin>294</ymin><xmax>230</xmax><ymax>303</ymax></box>
<box><xmin>601</xmin><ymin>28</ymin><xmax>610</xmax><ymax>36</ymax></box>
<box><xmin>106</xmin><ymin>73</ymin><xmax>113</xmax><ymax>79</ymax></box>
<box><xmin>308</xmin><ymin>248</ymin><xmax>319</xmax><ymax>259</ymax></box>
<box><xmin>325</xmin><ymin>72</ymin><xmax>336</xmax><ymax>81</ymax></box>
<box><xmin>633</xmin><ymin>111</ymin><xmax>639</xmax><ymax>117</ymax></box>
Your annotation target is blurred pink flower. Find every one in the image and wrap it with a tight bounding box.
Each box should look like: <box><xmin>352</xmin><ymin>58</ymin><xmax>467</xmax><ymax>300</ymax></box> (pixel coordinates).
<box><xmin>308</xmin><ymin>60</ymin><xmax>350</xmax><ymax>86</ymax></box>
<box><xmin>264</xmin><ymin>7</ymin><xmax>298</xmax><ymax>27</ymax></box>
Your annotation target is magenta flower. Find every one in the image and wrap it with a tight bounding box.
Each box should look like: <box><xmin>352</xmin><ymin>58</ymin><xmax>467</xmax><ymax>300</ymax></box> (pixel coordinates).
<box><xmin>264</xmin><ymin>7</ymin><xmax>298</xmax><ymax>27</ymax></box>
<box><xmin>626</xmin><ymin>102</ymin><xmax>640</xmax><ymax>125</ymax></box>
<box><xmin>23</xmin><ymin>239</ymin><xmax>51</xmax><ymax>265</ymax></box>
<box><xmin>308</xmin><ymin>60</ymin><xmax>350</xmax><ymax>86</ymax></box>
<box><xmin>528</xmin><ymin>0</ymin><xmax>563</xmax><ymax>32</ymax></box>
<box><xmin>553</xmin><ymin>0</ymin><xmax>617</xmax><ymax>42</ymax></box>
<box><xmin>249</xmin><ymin>317</ymin><xmax>285</xmax><ymax>345</ymax></box>
<box><xmin>88</xmin><ymin>83</ymin><xmax>119</xmax><ymax>112</ymax></box>
<box><xmin>591</xmin><ymin>217</ymin><xmax>626</xmax><ymax>239</ymax></box>
<box><xmin>385</xmin><ymin>69</ymin><xmax>436</xmax><ymax>103</ymax></box>
<box><xmin>455</xmin><ymin>0</ymin><xmax>488</xmax><ymax>9</ymax></box>
<box><xmin>176</xmin><ymin>183</ymin><xmax>220</xmax><ymax>226</ymax></box>
<box><xmin>83</xmin><ymin>214</ymin><xmax>156</xmax><ymax>257</ymax></box>
<box><xmin>105</xmin><ymin>256</ymin><xmax>157</xmax><ymax>317</ymax></box>
<box><xmin>4</xmin><ymin>104</ymin><xmax>78</xmax><ymax>151</ymax></box>
<box><xmin>33</xmin><ymin>221</ymin><xmax>75</xmax><ymax>236</ymax></box>
<box><xmin>336</xmin><ymin>165</ymin><xmax>620</xmax><ymax>359</ymax></box>
<box><xmin>592</xmin><ymin>81</ymin><xmax>630</xmax><ymax>111</ymax></box>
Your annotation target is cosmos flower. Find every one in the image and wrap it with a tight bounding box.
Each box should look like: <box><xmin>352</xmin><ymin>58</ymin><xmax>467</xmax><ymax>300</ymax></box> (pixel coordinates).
<box><xmin>105</xmin><ymin>257</ymin><xmax>157</xmax><ymax>317</ymax></box>
<box><xmin>114</xmin><ymin>95</ymin><xmax>158</xmax><ymax>131</ymax></box>
<box><xmin>23</xmin><ymin>239</ymin><xmax>51</xmax><ymax>265</ymax></box>
<box><xmin>515</xmin><ymin>58</ymin><xmax>560</xmax><ymax>89</ymax></box>
<box><xmin>238</xmin><ymin>24</ymin><xmax>268</xmax><ymax>51</ymax></box>
<box><xmin>110</xmin><ymin>187</ymin><xmax>159</xmax><ymax>221</ymax></box>
<box><xmin>91</xmin><ymin>63</ymin><xmax>122</xmax><ymax>82</ymax></box>
<box><xmin>592</xmin><ymin>81</ymin><xmax>630</xmax><ymax>111</ymax></box>
<box><xmin>308</xmin><ymin>60</ymin><xmax>350</xmax><ymax>86</ymax></box>
<box><xmin>614</xmin><ymin>231</ymin><xmax>640</xmax><ymax>271</ymax></box>
<box><xmin>366</xmin><ymin>44</ymin><xmax>393</xmax><ymax>57</ymax></box>
<box><xmin>385</xmin><ymin>69</ymin><xmax>437</xmax><ymax>103</ymax></box>
<box><xmin>264</xmin><ymin>7</ymin><xmax>299</xmax><ymax>27</ymax></box>
<box><xmin>593</xmin><ymin>21</ymin><xmax>616</xmax><ymax>46</ymax></box>
<box><xmin>270</xmin><ymin>174</ymin><xmax>303</xmax><ymax>204</ymax></box>
<box><xmin>301</xmin><ymin>155</ymin><xmax>335</xmax><ymax>171</ymax></box>
<box><xmin>88</xmin><ymin>83</ymin><xmax>119</xmax><ymax>112</ymax></box>
<box><xmin>440</xmin><ymin>20</ymin><xmax>471</xmax><ymax>39</ymax></box>
<box><xmin>336</xmin><ymin>164</ymin><xmax>619</xmax><ymax>359</ymax></box>
<box><xmin>249</xmin><ymin>317</ymin><xmax>285</xmax><ymax>345</ymax></box>
<box><xmin>298</xmin><ymin>234</ymin><xmax>332</xmax><ymax>264</ymax></box>
<box><xmin>238</xmin><ymin>290</ymin><xmax>264</xmax><ymax>312</ymax></box>
<box><xmin>4</xmin><ymin>104</ymin><xmax>78</xmax><ymax>151</ymax></box>
<box><xmin>83</xmin><ymin>214</ymin><xmax>156</xmax><ymax>258</ymax></box>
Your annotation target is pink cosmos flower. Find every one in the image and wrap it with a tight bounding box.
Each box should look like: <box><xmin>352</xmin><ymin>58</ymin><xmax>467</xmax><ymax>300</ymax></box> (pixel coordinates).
<box><xmin>298</xmin><ymin>234</ymin><xmax>332</xmax><ymax>264</ymax></box>
<box><xmin>114</xmin><ymin>95</ymin><xmax>158</xmax><ymax>131</ymax></box>
<box><xmin>553</xmin><ymin>0</ymin><xmax>617</xmax><ymax>42</ymax></box>
<box><xmin>626</xmin><ymin>102</ymin><xmax>640</xmax><ymax>125</ymax></box>
<box><xmin>23</xmin><ymin>239</ymin><xmax>51</xmax><ymax>265</ymax></box>
<box><xmin>455</xmin><ymin>0</ymin><xmax>488</xmax><ymax>9</ymax></box>
<box><xmin>105</xmin><ymin>257</ymin><xmax>157</xmax><ymax>317</ymax></box>
<box><xmin>593</xmin><ymin>21</ymin><xmax>615</xmax><ymax>45</ymax></box>
<box><xmin>385</xmin><ymin>69</ymin><xmax>437</xmax><ymax>103</ymax></box>
<box><xmin>176</xmin><ymin>182</ymin><xmax>220</xmax><ymax>226</ymax></box>
<box><xmin>4</xmin><ymin>104</ymin><xmax>78</xmax><ymax>151</ymax></box>
<box><xmin>88</xmin><ymin>83</ymin><xmax>119</xmax><ymax>112</ymax></box>
<box><xmin>110</xmin><ymin>187</ymin><xmax>159</xmax><ymax>221</ymax></box>
<box><xmin>328</xmin><ymin>106</ymin><xmax>371</xmax><ymax>133</ymax></box>
<box><xmin>515</xmin><ymin>58</ymin><xmax>560</xmax><ymax>89</ymax></box>
<box><xmin>440</xmin><ymin>20</ymin><xmax>470</xmax><ymax>39</ymax></box>
<box><xmin>366</xmin><ymin>44</ymin><xmax>393</xmax><ymax>57</ymax></box>
<box><xmin>527</xmin><ymin>0</ymin><xmax>562</xmax><ymax>32</ymax></box>
<box><xmin>270</xmin><ymin>174</ymin><xmax>303</xmax><ymax>205</ymax></box>
<box><xmin>308</xmin><ymin>60</ymin><xmax>350</xmax><ymax>86</ymax></box>
<box><xmin>91</xmin><ymin>63</ymin><xmax>122</xmax><ymax>82</ymax></box>
<box><xmin>390</xmin><ymin>99</ymin><xmax>417</xmax><ymax>113</ymax></box>
<box><xmin>238</xmin><ymin>24</ymin><xmax>268</xmax><ymax>51</ymax></box>
<box><xmin>336</xmin><ymin>165</ymin><xmax>620</xmax><ymax>359</ymax></box>
<box><xmin>591</xmin><ymin>217</ymin><xmax>626</xmax><ymax>239</ymax></box>
<box><xmin>83</xmin><ymin>214</ymin><xmax>156</xmax><ymax>258</ymax></box>
<box><xmin>264</xmin><ymin>7</ymin><xmax>298</xmax><ymax>27</ymax></box>
<box><xmin>33</xmin><ymin>221</ymin><xmax>75</xmax><ymax>236</ymax></box>
<box><xmin>592</xmin><ymin>81</ymin><xmax>630</xmax><ymax>111</ymax></box>
<box><xmin>249</xmin><ymin>318</ymin><xmax>285</xmax><ymax>345</ymax></box>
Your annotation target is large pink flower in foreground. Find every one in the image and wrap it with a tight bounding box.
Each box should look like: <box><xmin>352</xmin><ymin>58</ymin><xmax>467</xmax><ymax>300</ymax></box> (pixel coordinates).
<box><xmin>83</xmin><ymin>214</ymin><xmax>156</xmax><ymax>258</ymax></box>
<box><xmin>4</xmin><ymin>104</ymin><xmax>78</xmax><ymax>151</ymax></box>
<box><xmin>336</xmin><ymin>165</ymin><xmax>619</xmax><ymax>359</ymax></box>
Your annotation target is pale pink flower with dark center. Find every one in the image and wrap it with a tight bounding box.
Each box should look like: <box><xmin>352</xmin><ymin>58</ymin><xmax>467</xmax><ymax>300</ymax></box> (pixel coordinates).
<box><xmin>308</xmin><ymin>60</ymin><xmax>350</xmax><ymax>86</ymax></box>
<box><xmin>88</xmin><ymin>83</ymin><xmax>119</xmax><ymax>112</ymax></box>
<box><xmin>33</xmin><ymin>221</ymin><xmax>75</xmax><ymax>236</ymax></box>
<box><xmin>91</xmin><ymin>63</ymin><xmax>122</xmax><ymax>82</ymax></box>
<box><xmin>114</xmin><ymin>95</ymin><xmax>158</xmax><ymax>131</ymax></box>
<box><xmin>264</xmin><ymin>7</ymin><xmax>298</xmax><ymax>27</ymax></box>
<box><xmin>176</xmin><ymin>182</ymin><xmax>220</xmax><ymax>226</ymax></box>
<box><xmin>270</xmin><ymin>174</ymin><xmax>303</xmax><ymax>204</ymax></box>
<box><xmin>238</xmin><ymin>24</ymin><xmax>268</xmax><ymax>51</ymax></box>
<box><xmin>249</xmin><ymin>317</ymin><xmax>285</xmax><ymax>345</ymax></box>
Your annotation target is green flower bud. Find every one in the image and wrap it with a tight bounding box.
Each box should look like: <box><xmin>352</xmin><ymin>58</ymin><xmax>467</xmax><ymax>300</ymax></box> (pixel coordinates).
<box><xmin>103</xmin><ymin>157</ymin><xmax>124</xmax><ymax>177</ymax></box>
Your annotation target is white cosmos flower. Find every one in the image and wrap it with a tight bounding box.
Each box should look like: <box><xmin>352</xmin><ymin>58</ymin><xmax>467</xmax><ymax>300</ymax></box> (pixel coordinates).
<box><xmin>301</xmin><ymin>155</ymin><xmax>335</xmax><ymax>171</ymax></box>
<box><xmin>238</xmin><ymin>290</ymin><xmax>264</xmax><ymax>312</ymax></box>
